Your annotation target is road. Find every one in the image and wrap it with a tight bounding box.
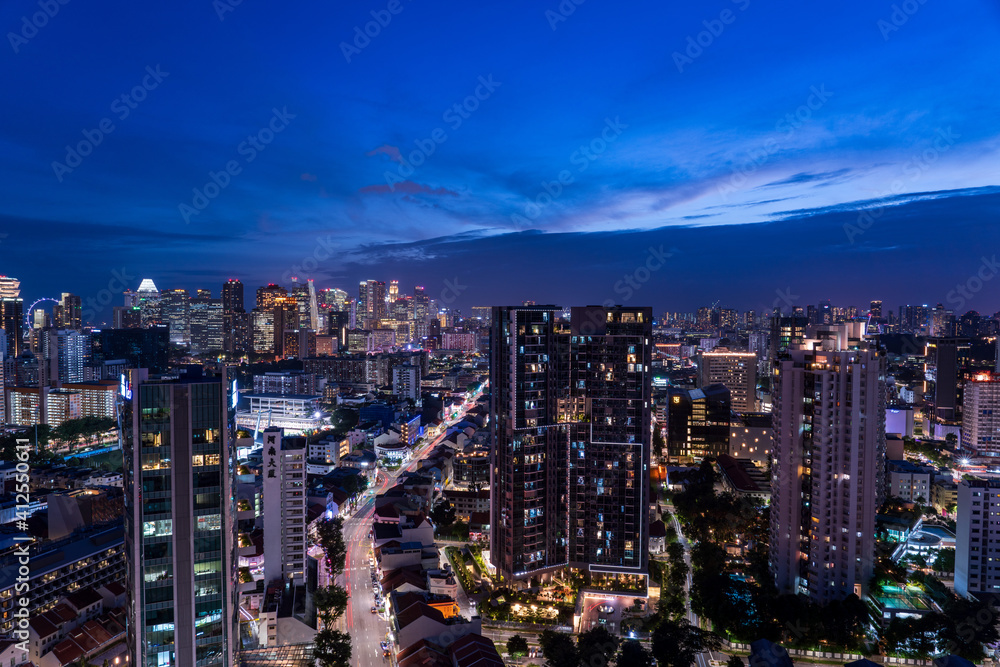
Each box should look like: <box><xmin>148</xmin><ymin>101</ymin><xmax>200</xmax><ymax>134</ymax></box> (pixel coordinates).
<box><xmin>341</xmin><ymin>394</ymin><xmax>479</xmax><ymax>667</ymax></box>
<box><xmin>664</xmin><ymin>502</ymin><xmax>719</xmax><ymax>667</ymax></box>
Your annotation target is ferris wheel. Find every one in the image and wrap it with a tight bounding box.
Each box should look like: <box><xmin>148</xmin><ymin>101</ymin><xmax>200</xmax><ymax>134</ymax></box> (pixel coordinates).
<box><xmin>24</xmin><ymin>297</ymin><xmax>59</xmax><ymax>329</ymax></box>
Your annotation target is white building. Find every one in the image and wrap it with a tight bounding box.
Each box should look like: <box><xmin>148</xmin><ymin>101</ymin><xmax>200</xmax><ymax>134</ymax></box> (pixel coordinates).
<box><xmin>887</xmin><ymin>460</ymin><xmax>934</xmax><ymax>502</ymax></box>
<box><xmin>956</xmin><ymin>478</ymin><xmax>1000</xmax><ymax>597</ymax></box>
<box><xmin>770</xmin><ymin>323</ymin><xmax>886</xmax><ymax>604</ymax></box>
<box><xmin>261</xmin><ymin>428</ymin><xmax>308</xmax><ymax>585</ymax></box>
<box><xmin>236</xmin><ymin>393</ymin><xmax>324</xmax><ymax>434</ymax></box>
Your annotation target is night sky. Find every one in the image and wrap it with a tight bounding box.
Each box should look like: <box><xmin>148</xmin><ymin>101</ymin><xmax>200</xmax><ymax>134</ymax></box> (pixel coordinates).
<box><xmin>2</xmin><ymin>0</ymin><xmax>999</xmax><ymax>320</ymax></box>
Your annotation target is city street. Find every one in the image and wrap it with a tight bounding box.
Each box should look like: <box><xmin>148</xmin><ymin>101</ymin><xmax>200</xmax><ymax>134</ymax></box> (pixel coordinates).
<box><xmin>340</xmin><ymin>399</ymin><xmax>477</xmax><ymax>666</ymax></box>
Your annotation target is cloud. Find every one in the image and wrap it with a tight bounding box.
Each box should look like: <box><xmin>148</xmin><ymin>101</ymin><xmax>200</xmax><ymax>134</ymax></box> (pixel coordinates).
<box><xmin>300</xmin><ymin>173</ymin><xmax>318</xmax><ymax>182</ymax></box>
<box><xmin>763</xmin><ymin>168</ymin><xmax>853</xmax><ymax>188</ymax></box>
<box><xmin>359</xmin><ymin>180</ymin><xmax>459</xmax><ymax>197</ymax></box>
<box><xmin>366</xmin><ymin>145</ymin><xmax>404</xmax><ymax>163</ymax></box>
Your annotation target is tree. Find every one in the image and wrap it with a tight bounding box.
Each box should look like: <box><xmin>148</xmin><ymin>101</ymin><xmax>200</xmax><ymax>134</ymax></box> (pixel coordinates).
<box><xmin>539</xmin><ymin>630</ymin><xmax>579</xmax><ymax>667</ymax></box>
<box><xmin>431</xmin><ymin>499</ymin><xmax>457</xmax><ymax>529</ymax></box>
<box><xmin>314</xmin><ymin>628</ymin><xmax>352</xmax><ymax>667</ymax></box>
<box><xmin>650</xmin><ymin>618</ymin><xmax>720</xmax><ymax>667</ymax></box>
<box><xmin>934</xmin><ymin>547</ymin><xmax>955</xmax><ymax>573</ymax></box>
<box><xmin>617</xmin><ymin>640</ymin><xmax>655</xmax><ymax>667</ymax></box>
<box><xmin>577</xmin><ymin>625</ymin><xmax>619</xmax><ymax>667</ymax></box>
<box><xmin>726</xmin><ymin>656</ymin><xmax>744</xmax><ymax>667</ymax></box>
<box><xmin>314</xmin><ymin>585</ymin><xmax>349</xmax><ymax>627</ymax></box>
<box><xmin>316</xmin><ymin>517</ymin><xmax>348</xmax><ymax>578</ymax></box>
<box><xmin>507</xmin><ymin>635</ymin><xmax>529</xmax><ymax>659</ymax></box>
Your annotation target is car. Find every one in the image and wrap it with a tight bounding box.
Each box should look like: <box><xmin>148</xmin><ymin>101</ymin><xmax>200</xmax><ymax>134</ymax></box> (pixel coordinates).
<box><xmin>380</xmin><ymin>641</ymin><xmax>390</xmax><ymax>651</ymax></box>
<box><xmin>371</xmin><ymin>606</ymin><xmax>377</xmax><ymax>614</ymax></box>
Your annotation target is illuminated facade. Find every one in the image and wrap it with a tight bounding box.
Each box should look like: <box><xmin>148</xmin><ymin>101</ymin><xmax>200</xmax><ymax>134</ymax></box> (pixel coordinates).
<box><xmin>490</xmin><ymin>305</ymin><xmax>651</xmax><ymax>586</ymax></box>
<box><xmin>121</xmin><ymin>368</ymin><xmax>237</xmax><ymax>667</ymax></box>
<box><xmin>961</xmin><ymin>371</ymin><xmax>1000</xmax><ymax>460</ymax></box>
<box><xmin>769</xmin><ymin>323</ymin><xmax>886</xmax><ymax>604</ymax></box>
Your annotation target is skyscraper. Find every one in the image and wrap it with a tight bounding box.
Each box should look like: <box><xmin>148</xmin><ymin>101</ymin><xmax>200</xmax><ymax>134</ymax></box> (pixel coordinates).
<box><xmin>769</xmin><ymin>322</ymin><xmax>886</xmax><ymax>604</ymax></box>
<box><xmin>490</xmin><ymin>305</ymin><xmax>651</xmax><ymax>587</ymax></box>
<box><xmin>161</xmin><ymin>289</ymin><xmax>191</xmax><ymax>346</ymax></box>
<box><xmin>55</xmin><ymin>292</ymin><xmax>83</xmax><ymax>329</ymax></box>
<box><xmin>0</xmin><ymin>296</ymin><xmax>24</xmax><ymax>357</ymax></box>
<box><xmin>120</xmin><ymin>367</ymin><xmax>237</xmax><ymax>667</ymax></box>
<box><xmin>358</xmin><ymin>279</ymin><xmax>387</xmax><ymax>325</ymax></box>
<box><xmin>222</xmin><ymin>279</ymin><xmax>249</xmax><ymax>356</ymax></box>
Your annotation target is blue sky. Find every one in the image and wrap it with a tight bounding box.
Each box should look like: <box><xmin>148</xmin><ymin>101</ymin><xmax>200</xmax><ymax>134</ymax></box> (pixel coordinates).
<box><xmin>1</xmin><ymin>0</ymin><xmax>999</xmax><ymax>319</ymax></box>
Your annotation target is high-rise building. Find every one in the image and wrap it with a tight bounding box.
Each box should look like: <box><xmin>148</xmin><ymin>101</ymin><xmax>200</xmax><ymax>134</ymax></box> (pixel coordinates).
<box><xmin>48</xmin><ymin>328</ymin><xmax>91</xmax><ymax>384</ymax></box>
<box><xmin>114</xmin><ymin>305</ymin><xmax>143</xmax><ymax>329</ymax></box>
<box><xmin>358</xmin><ymin>279</ymin><xmax>387</xmax><ymax>326</ymax></box>
<box><xmin>290</xmin><ymin>278</ymin><xmax>313</xmax><ymax>330</ymax></box>
<box><xmin>55</xmin><ymin>292</ymin><xmax>83</xmax><ymax>329</ymax></box>
<box><xmin>869</xmin><ymin>300</ymin><xmax>883</xmax><ymax>319</ymax></box>
<box><xmin>490</xmin><ymin>305</ymin><xmax>651</xmax><ymax>587</ymax></box>
<box><xmin>955</xmin><ymin>478</ymin><xmax>1000</xmax><ymax>597</ymax></box>
<box><xmin>697</xmin><ymin>348</ymin><xmax>757</xmax><ymax>413</ymax></box>
<box><xmin>925</xmin><ymin>337</ymin><xmax>970</xmax><ymax>422</ymax></box>
<box><xmin>961</xmin><ymin>371</ymin><xmax>1000</xmax><ymax>461</ymax></box>
<box><xmin>252</xmin><ymin>308</ymin><xmax>276</xmax><ymax>354</ymax></box>
<box><xmin>392</xmin><ymin>363</ymin><xmax>421</xmax><ymax>401</ymax></box>
<box><xmin>190</xmin><ymin>297</ymin><xmax>224</xmax><ymax>354</ymax></box>
<box><xmin>136</xmin><ymin>278</ymin><xmax>162</xmax><ymax>327</ymax></box>
<box><xmin>413</xmin><ymin>286</ymin><xmax>429</xmax><ymax>323</ymax></box>
<box><xmin>161</xmin><ymin>289</ymin><xmax>191</xmax><ymax>346</ymax></box>
<box><xmin>222</xmin><ymin>279</ymin><xmax>249</xmax><ymax>357</ymax></box>
<box><xmin>0</xmin><ymin>275</ymin><xmax>20</xmax><ymax>299</ymax></box>
<box><xmin>769</xmin><ymin>323</ymin><xmax>886</xmax><ymax>604</ymax></box>
<box><xmin>261</xmin><ymin>428</ymin><xmax>308</xmax><ymax>585</ymax></box>
<box><xmin>120</xmin><ymin>368</ymin><xmax>237</xmax><ymax>667</ymax></box>
<box><xmin>256</xmin><ymin>284</ymin><xmax>287</xmax><ymax>310</ymax></box>
<box><xmin>0</xmin><ymin>296</ymin><xmax>24</xmax><ymax>357</ymax></box>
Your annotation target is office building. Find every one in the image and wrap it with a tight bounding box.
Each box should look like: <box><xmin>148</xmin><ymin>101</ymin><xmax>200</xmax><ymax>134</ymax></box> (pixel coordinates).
<box><xmin>52</xmin><ymin>328</ymin><xmax>91</xmax><ymax>384</ymax></box>
<box><xmin>222</xmin><ymin>279</ymin><xmax>249</xmax><ymax>357</ymax></box>
<box><xmin>261</xmin><ymin>428</ymin><xmax>309</xmax><ymax>585</ymax></box>
<box><xmin>114</xmin><ymin>305</ymin><xmax>143</xmax><ymax>329</ymax></box>
<box><xmin>490</xmin><ymin>305</ymin><xmax>651</xmax><ymax>587</ymax></box>
<box><xmin>55</xmin><ymin>292</ymin><xmax>83</xmax><ymax>329</ymax></box>
<box><xmin>770</xmin><ymin>322</ymin><xmax>886</xmax><ymax>604</ymax></box>
<box><xmin>252</xmin><ymin>308</ymin><xmax>276</xmax><ymax>354</ymax></box>
<box><xmin>120</xmin><ymin>368</ymin><xmax>237</xmax><ymax>666</ymax></box>
<box><xmin>697</xmin><ymin>347</ymin><xmax>757</xmax><ymax>413</ymax></box>
<box><xmin>0</xmin><ymin>296</ymin><xmax>23</xmax><ymax>357</ymax></box>
<box><xmin>666</xmin><ymin>384</ymin><xmax>731</xmax><ymax>461</ymax></box>
<box><xmin>235</xmin><ymin>393</ymin><xmax>324</xmax><ymax>434</ymax></box>
<box><xmin>961</xmin><ymin>371</ymin><xmax>1000</xmax><ymax>461</ymax></box>
<box><xmin>358</xmin><ymin>279</ymin><xmax>387</xmax><ymax>326</ymax></box>
<box><xmin>190</xmin><ymin>296</ymin><xmax>224</xmax><ymax>354</ymax></box>
<box><xmin>926</xmin><ymin>338</ymin><xmax>970</xmax><ymax>422</ymax></box>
